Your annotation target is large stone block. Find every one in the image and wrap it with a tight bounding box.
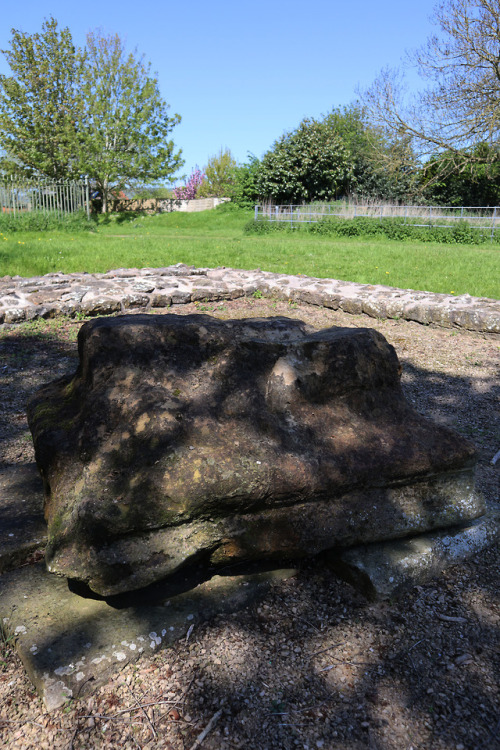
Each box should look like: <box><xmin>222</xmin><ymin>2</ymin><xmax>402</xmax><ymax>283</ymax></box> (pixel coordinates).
<box><xmin>27</xmin><ymin>314</ymin><xmax>484</xmax><ymax>596</ymax></box>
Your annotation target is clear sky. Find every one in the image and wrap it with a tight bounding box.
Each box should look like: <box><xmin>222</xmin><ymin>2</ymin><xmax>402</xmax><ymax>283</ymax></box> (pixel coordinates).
<box><xmin>0</xmin><ymin>0</ymin><xmax>439</xmax><ymax>185</ymax></box>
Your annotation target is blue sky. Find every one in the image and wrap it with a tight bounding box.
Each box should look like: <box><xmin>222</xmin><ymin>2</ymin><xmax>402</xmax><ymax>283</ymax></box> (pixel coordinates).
<box><xmin>0</xmin><ymin>0</ymin><xmax>439</xmax><ymax>185</ymax></box>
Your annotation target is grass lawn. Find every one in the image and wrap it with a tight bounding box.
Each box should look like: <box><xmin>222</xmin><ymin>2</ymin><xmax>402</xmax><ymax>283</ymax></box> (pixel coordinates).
<box><xmin>0</xmin><ymin>208</ymin><xmax>498</xmax><ymax>299</ymax></box>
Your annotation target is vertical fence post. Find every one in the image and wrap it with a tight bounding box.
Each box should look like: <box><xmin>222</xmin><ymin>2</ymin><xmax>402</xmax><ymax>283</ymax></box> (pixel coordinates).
<box><xmin>491</xmin><ymin>206</ymin><xmax>497</xmax><ymax>241</ymax></box>
<box><xmin>11</xmin><ymin>175</ymin><xmax>16</xmax><ymax>217</ymax></box>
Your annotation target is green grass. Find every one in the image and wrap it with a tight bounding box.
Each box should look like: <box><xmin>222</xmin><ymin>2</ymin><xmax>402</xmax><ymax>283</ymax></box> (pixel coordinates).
<box><xmin>0</xmin><ymin>209</ymin><xmax>95</xmax><ymax>234</ymax></box>
<box><xmin>0</xmin><ymin>207</ymin><xmax>498</xmax><ymax>299</ymax></box>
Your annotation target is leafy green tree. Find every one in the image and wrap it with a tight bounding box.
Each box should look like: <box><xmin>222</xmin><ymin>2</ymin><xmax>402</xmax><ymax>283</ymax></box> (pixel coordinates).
<box><xmin>232</xmin><ymin>154</ymin><xmax>261</xmax><ymax>208</ymax></box>
<box><xmin>196</xmin><ymin>148</ymin><xmax>237</xmax><ymax>198</ymax></box>
<box><xmin>325</xmin><ymin>104</ymin><xmax>418</xmax><ymax>201</ymax></box>
<box><xmin>196</xmin><ymin>149</ymin><xmax>261</xmax><ymax>207</ymax></box>
<box><xmin>0</xmin><ymin>17</ymin><xmax>82</xmax><ymax>179</ymax></box>
<box><xmin>256</xmin><ymin>118</ymin><xmax>353</xmax><ymax>203</ymax></box>
<box><xmin>131</xmin><ymin>184</ymin><xmax>173</xmax><ymax>200</ymax></box>
<box><xmin>422</xmin><ymin>144</ymin><xmax>500</xmax><ymax>205</ymax></box>
<box><xmin>256</xmin><ymin>106</ymin><xmax>418</xmax><ymax>206</ymax></box>
<box><xmin>0</xmin><ymin>20</ymin><xmax>183</xmax><ymax>212</ymax></box>
<box><xmin>79</xmin><ymin>31</ymin><xmax>183</xmax><ymax>212</ymax></box>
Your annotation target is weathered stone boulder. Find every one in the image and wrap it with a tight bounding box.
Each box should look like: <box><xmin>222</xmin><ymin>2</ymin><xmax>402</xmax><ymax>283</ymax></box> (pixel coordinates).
<box><xmin>27</xmin><ymin>314</ymin><xmax>484</xmax><ymax>596</ymax></box>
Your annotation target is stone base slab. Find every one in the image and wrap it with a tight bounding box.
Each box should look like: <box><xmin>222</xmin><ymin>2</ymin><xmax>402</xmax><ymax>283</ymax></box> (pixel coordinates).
<box><xmin>0</xmin><ymin>561</ymin><xmax>297</xmax><ymax>711</ymax></box>
<box><xmin>329</xmin><ymin>504</ymin><xmax>500</xmax><ymax>600</ymax></box>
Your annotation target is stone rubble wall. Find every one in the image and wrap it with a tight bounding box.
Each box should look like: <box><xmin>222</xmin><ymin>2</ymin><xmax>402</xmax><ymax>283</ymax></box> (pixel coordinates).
<box><xmin>0</xmin><ymin>264</ymin><xmax>498</xmax><ymax>333</ymax></box>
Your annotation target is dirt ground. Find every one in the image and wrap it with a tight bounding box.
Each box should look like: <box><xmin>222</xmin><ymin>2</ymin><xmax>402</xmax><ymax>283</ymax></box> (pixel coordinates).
<box><xmin>0</xmin><ymin>297</ymin><xmax>499</xmax><ymax>750</ymax></box>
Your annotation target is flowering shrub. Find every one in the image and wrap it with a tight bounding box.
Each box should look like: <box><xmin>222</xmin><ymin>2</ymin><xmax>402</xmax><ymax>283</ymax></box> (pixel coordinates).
<box><xmin>172</xmin><ymin>168</ymin><xmax>205</xmax><ymax>200</ymax></box>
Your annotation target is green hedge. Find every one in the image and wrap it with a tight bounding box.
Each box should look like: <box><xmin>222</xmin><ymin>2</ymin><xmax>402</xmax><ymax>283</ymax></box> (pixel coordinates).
<box><xmin>245</xmin><ymin>216</ymin><xmax>498</xmax><ymax>245</ymax></box>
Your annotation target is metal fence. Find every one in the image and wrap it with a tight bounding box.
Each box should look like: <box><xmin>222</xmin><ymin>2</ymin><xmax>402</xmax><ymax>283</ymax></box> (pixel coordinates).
<box><xmin>0</xmin><ymin>177</ymin><xmax>90</xmax><ymax>219</ymax></box>
<box><xmin>255</xmin><ymin>203</ymin><xmax>500</xmax><ymax>238</ymax></box>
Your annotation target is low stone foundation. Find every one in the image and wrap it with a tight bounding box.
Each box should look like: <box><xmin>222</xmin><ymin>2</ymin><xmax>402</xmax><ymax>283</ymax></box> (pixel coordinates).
<box><xmin>1</xmin><ymin>264</ymin><xmax>499</xmax><ymax>332</ymax></box>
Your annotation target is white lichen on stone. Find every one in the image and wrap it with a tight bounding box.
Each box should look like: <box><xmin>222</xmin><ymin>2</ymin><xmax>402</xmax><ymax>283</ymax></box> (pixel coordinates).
<box><xmin>149</xmin><ymin>631</ymin><xmax>161</xmax><ymax>648</ymax></box>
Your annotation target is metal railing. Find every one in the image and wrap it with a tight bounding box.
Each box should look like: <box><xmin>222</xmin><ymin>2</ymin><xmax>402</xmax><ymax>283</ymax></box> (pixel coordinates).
<box><xmin>255</xmin><ymin>203</ymin><xmax>500</xmax><ymax>238</ymax></box>
<box><xmin>0</xmin><ymin>177</ymin><xmax>90</xmax><ymax>219</ymax></box>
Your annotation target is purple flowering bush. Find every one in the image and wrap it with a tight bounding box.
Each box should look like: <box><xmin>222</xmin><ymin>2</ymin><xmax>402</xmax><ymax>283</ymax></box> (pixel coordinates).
<box><xmin>172</xmin><ymin>168</ymin><xmax>205</xmax><ymax>200</ymax></box>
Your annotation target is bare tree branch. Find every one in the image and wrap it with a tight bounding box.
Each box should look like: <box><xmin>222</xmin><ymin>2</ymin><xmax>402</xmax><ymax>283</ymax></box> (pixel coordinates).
<box><xmin>361</xmin><ymin>0</ymin><xmax>500</xmax><ymax>176</ymax></box>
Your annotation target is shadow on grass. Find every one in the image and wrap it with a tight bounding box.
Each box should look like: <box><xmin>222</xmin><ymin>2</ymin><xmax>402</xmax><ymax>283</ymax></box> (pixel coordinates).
<box><xmin>97</xmin><ymin>211</ymin><xmax>147</xmax><ymax>227</ymax></box>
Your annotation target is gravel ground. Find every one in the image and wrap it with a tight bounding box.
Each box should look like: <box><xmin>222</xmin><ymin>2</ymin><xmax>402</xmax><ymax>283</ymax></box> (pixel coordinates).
<box><xmin>1</xmin><ymin>297</ymin><xmax>499</xmax><ymax>750</ymax></box>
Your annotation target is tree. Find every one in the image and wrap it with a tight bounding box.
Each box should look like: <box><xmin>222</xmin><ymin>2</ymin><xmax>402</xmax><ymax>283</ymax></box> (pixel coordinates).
<box><xmin>256</xmin><ymin>118</ymin><xmax>353</xmax><ymax>204</ymax></box>
<box><xmin>79</xmin><ymin>31</ymin><xmax>183</xmax><ymax>212</ymax></box>
<box><xmin>131</xmin><ymin>184</ymin><xmax>173</xmax><ymax>200</ymax></box>
<box><xmin>0</xmin><ymin>20</ymin><xmax>183</xmax><ymax>212</ymax></box>
<box><xmin>362</xmin><ymin>0</ymin><xmax>500</xmax><ymax>178</ymax></box>
<box><xmin>196</xmin><ymin>148</ymin><xmax>237</xmax><ymax>198</ymax></box>
<box><xmin>0</xmin><ymin>17</ymin><xmax>82</xmax><ymax>179</ymax></box>
<box><xmin>324</xmin><ymin>104</ymin><xmax>418</xmax><ymax>201</ymax></box>
<box><xmin>231</xmin><ymin>154</ymin><xmax>261</xmax><ymax>208</ymax></box>
<box><xmin>421</xmin><ymin>143</ymin><xmax>500</xmax><ymax>205</ymax></box>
